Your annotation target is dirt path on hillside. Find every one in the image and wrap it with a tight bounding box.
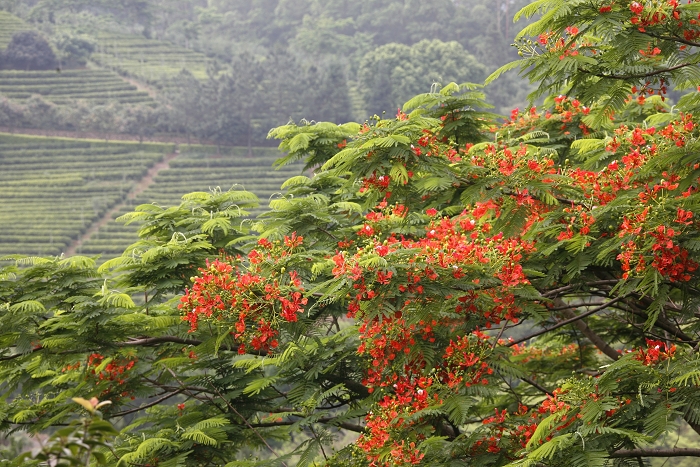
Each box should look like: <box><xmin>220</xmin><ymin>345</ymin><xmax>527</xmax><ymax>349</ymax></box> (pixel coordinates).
<box><xmin>122</xmin><ymin>76</ymin><xmax>159</xmax><ymax>99</ymax></box>
<box><xmin>64</xmin><ymin>151</ymin><xmax>179</xmax><ymax>256</ymax></box>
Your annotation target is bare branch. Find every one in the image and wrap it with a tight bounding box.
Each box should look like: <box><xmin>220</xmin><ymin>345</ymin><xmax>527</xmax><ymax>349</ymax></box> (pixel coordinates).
<box><xmin>610</xmin><ymin>448</ymin><xmax>700</xmax><ymax>458</ymax></box>
<box><xmin>116</xmin><ymin>335</ymin><xmax>269</xmax><ymax>356</ymax></box>
<box><xmin>507</xmin><ymin>295</ymin><xmax>627</xmax><ymax>346</ymax></box>
<box><xmin>539</xmin><ymin>280</ymin><xmax>621</xmax><ymax>299</ymax></box>
<box><xmin>520</xmin><ymin>376</ymin><xmax>554</xmax><ymax>397</ymax></box>
<box><xmin>116</xmin><ymin>336</ymin><xmax>201</xmax><ymax>347</ymax></box>
<box><xmin>111</xmin><ymin>390</ymin><xmax>184</xmax><ymax>417</ymax></box>
<box><xmin>0</xmin><ymin>346</ymin><xmax>43</xmax><ymax>361</ymax></box>
<box><xmin>559</xmin><ymin>305</ymin><xmax>620</xmax><ymax>361</ymax></box>
<box><xmin>251</xmin><ymin>417</ymin><xmax>365</xmax><ymax>433</ymax></box>
<box><xmin>644</xmin><ymin>32</ymin><xmax>700</xmax><ymax>49</ymax></box>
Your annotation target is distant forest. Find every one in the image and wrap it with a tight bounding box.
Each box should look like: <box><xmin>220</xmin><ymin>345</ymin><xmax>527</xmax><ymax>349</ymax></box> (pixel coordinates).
<box><xmin>0</xmin><ymin>0</ymin><xmax>533</xmax><ymax>146</ymax></box>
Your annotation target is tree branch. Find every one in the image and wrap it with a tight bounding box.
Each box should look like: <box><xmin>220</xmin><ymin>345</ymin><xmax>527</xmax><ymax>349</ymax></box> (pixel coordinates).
<box><xmin>507</xmin><ymin>295</ymin><xmax>627</xmax><ymax>347</ymax></box>
<box><xmin>644</xmin><ymin>32</ymin><xmax>700</xmax><ymax>49</ymax></box>
<box><xmin>610</xmin><ymin>448</ymin><xmax>700</xmax><ymax>458</ymax></box>
<box><xmin>539</xmin><ymin>280</ymin><xmax>621</xmax><ymax>299</ymax></box>
<box><xmin>621</xmin><ymin>299</ymin><xmax>696</xmax><ymax>343</ymax></box>
<box><xmin>119</xmin><ymin>336</ymin><xmax>370</xmax><ymax>401</ymax></box>
<box><xmin>559</xmin><ymin>305</ymin><xmax>620</xmax><ymax>361</ymax></box>
<box><xmin>116</xmin><ymin>335</ymin><xmax>269</xmax><ymax>356</ymax></box>
<box><xmin>520</xmin><ymin>376</ymin><xmax>554</xmax><ymax>396</ymax></box>
<box><xmin>0</xmin><ymin>346</ymin><xmax>43</xmax><ymax>361</ymax></box>
<box><xmin>116</xmin><ymin>336</ymin><xmax>205</xmax><ymax>347</ymax></box>
<box><xmin>110</xmin><ymin>390</ymin><xmax>184</xmax><ymax>417</ymax></box>
<box><xmin>142</xmin><ymin>378</ymin><xmax>216</xmax><ymax>395</ymax></box>
<box><xmin>207</xmin><ymin>381</ymin><xmax>289</xmax><ymax>467</ymax></box>
<box><xmin>323</xmin><ymin>373</ymin><xmax>370</xmax><ymax>398</ymax></box>
<box><xmin>584</xmin><ymin>62</ymin><xmax>693</xmax><ymax>80</ymax></box>
<box><xmin>252</xmin><ymin>417</ymin><xmax>365</xmax><ymax>433</ymax></box>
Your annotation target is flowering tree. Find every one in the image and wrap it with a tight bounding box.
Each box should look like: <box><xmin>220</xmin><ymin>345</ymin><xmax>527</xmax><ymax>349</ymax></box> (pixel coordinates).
<box><xmin>4</xmin><ymin>1</ymin><xmax>700</xmax><ymax>466</ymax></box>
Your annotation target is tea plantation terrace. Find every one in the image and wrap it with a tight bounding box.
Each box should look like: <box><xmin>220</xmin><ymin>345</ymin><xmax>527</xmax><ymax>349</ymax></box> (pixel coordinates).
<box><xmin>0</xmin><ymin>134</ymin><xmax>306</xmax><ymax>260</ymax></box>
<box><xmin>0</xmin><ymin>69</ymin><xmax>153</xmax><ymax>105</ymax></box>
<box><xmin>91</xmin><ymin>31</ymin><xmax>210</xmax><ymax>82</ymax></box>
<box><xmin>0</xmin><ymin>11</ymin><xmax>31</xmax><ymax>48</ymax></box>
<box><xmin>0</xmin><ymin>134</ymin><xmax>170</xmax><ymax>257</ymax></box>
<box><xmin>77</xmin><ymin>147</ymin><xmax>306</xmax><ymax>260</ymax></box>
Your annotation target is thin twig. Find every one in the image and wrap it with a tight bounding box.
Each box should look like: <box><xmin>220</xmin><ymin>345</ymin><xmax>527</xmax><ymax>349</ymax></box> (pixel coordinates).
<box><xmin>520</xmin><ymin>376</ymin><xmax>554</xmax><ymax>397</ymax></box>
<box><xmin>492</xmin><ymin>319</ymin><xmax>509</xmax><ymax>350</ymax></box>
<box><xmin>111</xmin><ymin>390</ymin><xmax>184</xmax><ymax>417</ymax></box>
<box><xmin>506</xmin><ymin>295</ymin><xmax>627</xmax><ymax>346</ymax></box>
<box><xmin>309</xmin><ymin>425</ymin><xmax>328</xmax><ymax>461</ymax></box>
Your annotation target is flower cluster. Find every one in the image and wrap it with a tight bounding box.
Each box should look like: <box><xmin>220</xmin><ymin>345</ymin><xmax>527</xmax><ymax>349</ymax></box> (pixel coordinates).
<box><xmin>333</xmin><ymin>199</ymin><xmax>537</xmax><ymax>463</ymax></box>
<box><xmin>356</xmin><ymin>375</ymin><xmax>434</xmax><ymax>466</ymax></box>
<box><xmin>557</xmin><ymin>205</ymin><xmax>596</xmax><ymax>241</ymax></box>
<box><xmin>178</xmin><ymin>235</ymin><xmax>308</xmax><ymax>354</ymax></box>
<box><xmin>634</xmin><ymin>338</ymin><xmax>677</xmax><ymax>365</ymax></box>
<box><xmin>85</xmin><ymin>353</ymin><xmax>137</xmax><ymax>401</ymax></box>
<box><xmin>616</xmin><ymin>206</ymin><xmax>698</xmax><ymax>282</ymax></box>
<box><xmin>439</xmin><ymin>332</ymin><xmax>494</xmax><ymax>388</ymax></box>
<box><xmin>474</xmin><ymin>404</ymin><xmax>539</xmax><ymax>454</ymax></box>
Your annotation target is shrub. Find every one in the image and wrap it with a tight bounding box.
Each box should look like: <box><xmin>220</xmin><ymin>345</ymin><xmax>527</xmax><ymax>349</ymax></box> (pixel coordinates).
<box><xmin>1</xmin><ymin>30</ymin><xmax>57</xmax><ymax>71</ymax></box>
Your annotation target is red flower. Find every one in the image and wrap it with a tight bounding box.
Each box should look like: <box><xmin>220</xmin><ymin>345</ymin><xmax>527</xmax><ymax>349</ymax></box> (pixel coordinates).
<box><xmin>358</xmin><ymin>224</ymin><xmax>375</xmax><ymax>237</ymax></box>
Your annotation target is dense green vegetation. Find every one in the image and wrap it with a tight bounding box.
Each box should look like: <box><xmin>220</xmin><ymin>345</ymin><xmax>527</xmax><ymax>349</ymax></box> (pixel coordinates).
<box><xmin>90</xmin><ymin>31</ymin><xmax>209</xmax><ymax>82</ymax></box>
<box><xmin>78</xmin><ymin>146</ymin><xmax>305</xmax><ymax>260</ymax></box>
<box><xmin>0</xmin><ymin>134</ymin><xmax>170</xmax><ymax>256</ymax></box>
<box><xmin>0</xmin><ymin>10</ymin><xmax>29</xmax><ymax>48</ymax></box>
<box><xmin>0</xmin><ymin>0</ymin><xmax>534</xmax><ymax>147</ymax></box>
<box><xmin>0</xmin><ymin>30</ymin><xmax>56</xmax><ymax>70</ymax></box>
<box><xmin>0</xmin><ymin>69</ymin><xmax>152</xmax><ymax>104</ymax></box>
<box><xmin>3</xmin><ymin>1</ymin><xmax>700</xmax><ymax>466</ymax></box>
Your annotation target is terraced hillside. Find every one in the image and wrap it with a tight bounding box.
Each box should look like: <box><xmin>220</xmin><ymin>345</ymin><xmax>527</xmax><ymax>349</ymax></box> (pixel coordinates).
<box><xmin>0</xmin><ymin>132</ymin><xmax>305</xmax><ymax>260</ymax></box>
<box><xmin>91</xmin><ymin>31</ymin><xmax>209</xmax><ymax>82</ymax></box>
<box><xmin>0</xmin><ymin>69</ymin><xmax>153</xmax><ymax>105</ymax></box>
<box><xmin>0</xmin><ymin>133</ymin><xmax>171</xmax><ymax>257</ymax></box>
<box><xmin>0</xmin><ymin>11</ymin><xmax>31</xmax><ymax>48</ymax></box>
<box><xmin>77</xmin><ymin>147</ymin><xmax>306</xmax><ymax>260</ymax></box>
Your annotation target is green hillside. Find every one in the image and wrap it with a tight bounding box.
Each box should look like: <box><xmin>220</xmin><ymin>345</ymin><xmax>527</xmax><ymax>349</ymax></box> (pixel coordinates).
<box><xmin>0</xmin><ymin>10</ymin><xmax>31</xmax><ymax>48</ymax></box>
<box><xmin>0</xmin><ymin>133</ymin><xmax>303</xmax><ymax>260</ymax></box>
<box><xmin>77</xmin><ymin>146</ymin><xmax>306</xmax><ymax>260</ymax></box>
<box><xmin>91</xmin><ymin>31</ymin><xmax>210</xmax><ymax>82</ymax></box>
<box><xmin>0</xmin><ymin>69</ymin><xmax>153</xmax><ymax>105</ymax></box>
<box><xmin>0</xmin><ymin>133</ymin><xmax>170</xmax><ymax>257</ymax></box>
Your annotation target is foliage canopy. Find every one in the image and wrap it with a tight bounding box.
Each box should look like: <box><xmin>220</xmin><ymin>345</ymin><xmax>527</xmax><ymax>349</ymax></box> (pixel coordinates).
<box><xmin>1</xmin><ymin>30</ymin><xmax>57</xmax><ymax>70</ymax></box>
<box><xmin>5</xmin><ymin>1</ymin><xmax>700</xmax><ymax>466</ymax></box>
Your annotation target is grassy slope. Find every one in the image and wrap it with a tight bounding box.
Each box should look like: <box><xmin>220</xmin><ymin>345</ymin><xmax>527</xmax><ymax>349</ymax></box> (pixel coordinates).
<box><xmin>0</xmin><ymin>17</ymin><xmax>304</xmax><ymax>261</ymax></box>
<box><xmin>0</xmin><ymin>69</ymin><xmax>154</xmax><ymax>105</ymax></box>
<box><xmin>90</xmin><ymin>31</ymin><xmax>210</xmax><ymax>83</ymax></box>
<box><xmin>0</xmin><ymin>133</ymin><xmax>303</xmax><ymax>260</ymax></box>
<box><xmin>78</xmin><ymin>145</ymin><xmax>306</xmax><ymax>261</ymax></box>
<box><xmin>0</xmin><ymin>11</ymin><xmax>31</xmax><ymax>48</ymax></box>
